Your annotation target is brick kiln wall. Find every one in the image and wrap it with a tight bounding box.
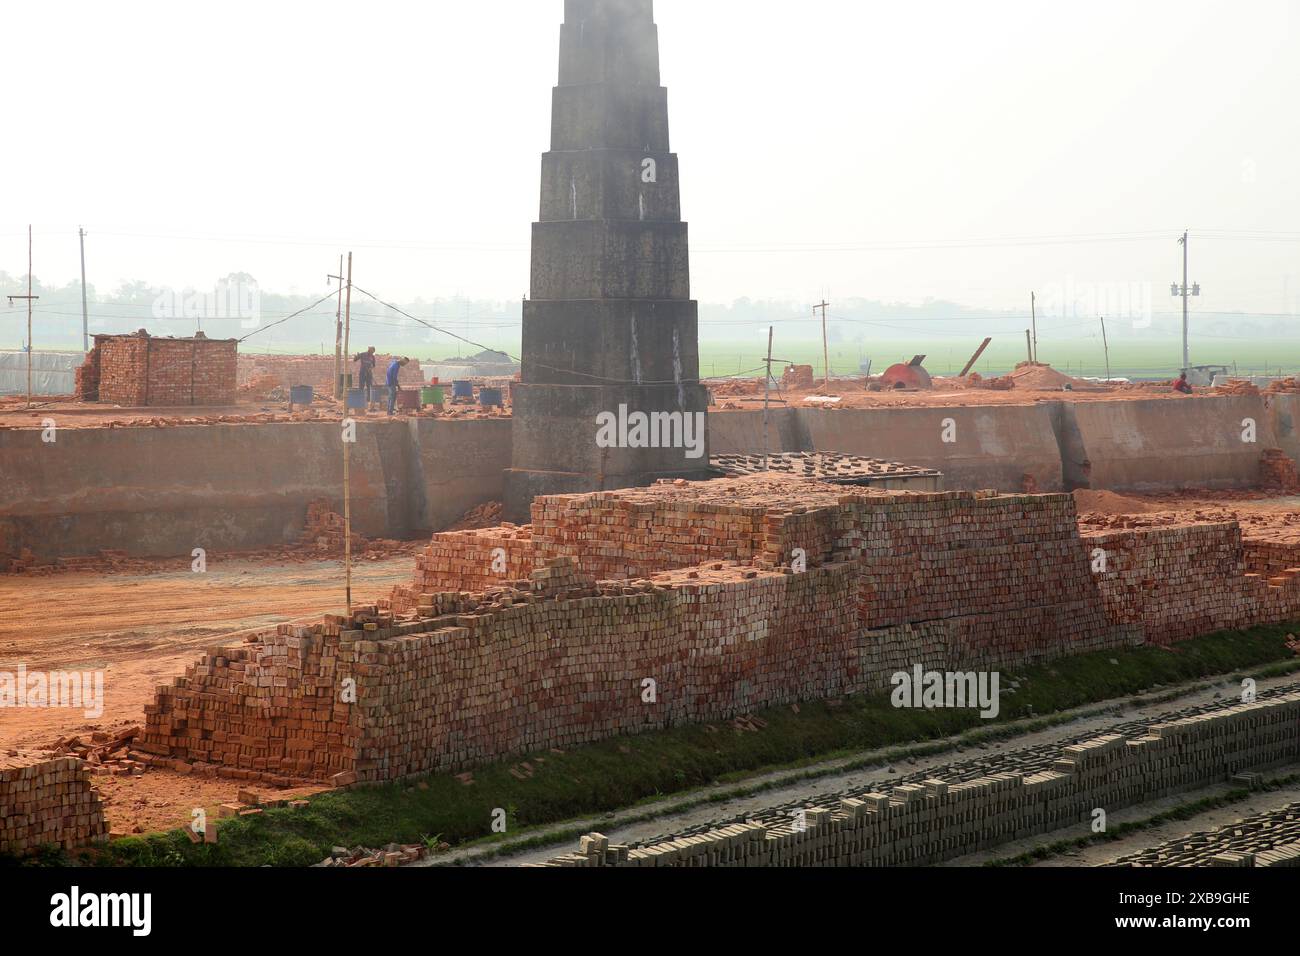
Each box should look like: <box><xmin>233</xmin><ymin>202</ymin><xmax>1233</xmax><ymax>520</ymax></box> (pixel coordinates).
<box><xmin>87</xmin><ymin>334</ymin><xmax>238</xmax><ymax>407</ymax></box>
<box><xmin>0</xmin><ymin>752</ymin><xmax>109</xmax><ymax>856</ymax></box>
<box><xmin>541</xmin><ymin>692</ymin><xmax>1300</xmax><ymax>868</ymax></box>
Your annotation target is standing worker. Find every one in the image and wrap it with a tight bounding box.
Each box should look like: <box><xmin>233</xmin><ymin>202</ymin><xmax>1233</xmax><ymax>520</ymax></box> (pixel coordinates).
<box><xmin>386</xmin><ymin>357</ymin><xmax>411</xmax><ymax>416</ymax></box>
<box><xmin>354</xmin><ymin>347</ymin><xmax>378</xmax><ymax>408</ymax></box>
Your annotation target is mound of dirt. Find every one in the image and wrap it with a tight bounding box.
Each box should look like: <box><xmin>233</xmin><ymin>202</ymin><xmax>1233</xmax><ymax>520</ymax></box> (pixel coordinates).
<box><xmin>1008</xmin><ymin>362</ymin><xmax>1087</xmax><ymax>390</ymax></box>
<box><xmin>1072</xmin><ymin>489</ymin><xmax>1165</xmax><ymax>515</ymax></box>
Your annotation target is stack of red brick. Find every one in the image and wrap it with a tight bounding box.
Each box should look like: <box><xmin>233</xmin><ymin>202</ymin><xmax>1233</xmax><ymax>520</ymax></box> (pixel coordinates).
<box><xmin>74</xmin><ymin>346</ymin><xmax>101</xmax><ymax>401</ymax></box>
<box><xmin>1244</xmin><ymin>537</ymin><xmax>1300</xmax><ymax>577</ymax></box>
<box><xmin>141</xmin><ymin>555</ymin><xmax>862</xmax><ymax>781</ymax></box>
<box><xmin>79</xmin><ymin>331</ymin><xmax>238</xmax><ymax>406</ymax></box>
<box><xmin>0</xmin><ymin>751</ymin><xmax>109</xmax><ymax>856</ymax></box>
<box><xmin>142</xmin><ymin>477</ymin><xmax>1300</xmax><ymax>785</ymax></box>
<box><xmin>1083</xmin><ymin>521</ymin><xmax>1300</xmax><ymax>644</ymax></box>
<box><xmin>299</xmin><ymin>500</ymin><xmax>367</xmax><ymax>554</ymax></box>
<box><xmin>1260</xmin><ymin>448</ymin><xmax>1300</xmax><ymax>494</ymax></box>
<box><xmin>390</xmin><ymin>526</ymin><xmax>538</xmax><ymax>612</ymax></box>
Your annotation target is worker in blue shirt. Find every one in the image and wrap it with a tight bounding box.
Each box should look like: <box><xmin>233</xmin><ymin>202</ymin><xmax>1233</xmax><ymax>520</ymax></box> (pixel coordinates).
<box><xmin>386</xmin><ymin>357</ymin><xmax>410</xmax><ymax>416</ymax></box>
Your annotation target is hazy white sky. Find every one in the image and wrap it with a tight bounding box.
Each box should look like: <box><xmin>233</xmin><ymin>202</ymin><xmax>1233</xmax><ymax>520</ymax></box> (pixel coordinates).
<box><xmin>3</xmin><ymin>0</ymin><xmax>1298</xmax><ymax>317</ymax></box>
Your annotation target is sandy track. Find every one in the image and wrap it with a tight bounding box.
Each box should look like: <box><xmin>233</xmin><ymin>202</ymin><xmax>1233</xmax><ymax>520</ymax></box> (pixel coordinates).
<box><xmin>0</xmin><ymin>555</ymin><xmax>413</xmax><ymax>751</ymax></box>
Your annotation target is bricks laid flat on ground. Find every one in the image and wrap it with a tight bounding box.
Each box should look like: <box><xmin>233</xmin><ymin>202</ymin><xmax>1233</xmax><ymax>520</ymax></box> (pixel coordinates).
<box><xmin>536</xmin><ymin>692</ymin><xmax>1300</xmax><ymax>868</ymax></box>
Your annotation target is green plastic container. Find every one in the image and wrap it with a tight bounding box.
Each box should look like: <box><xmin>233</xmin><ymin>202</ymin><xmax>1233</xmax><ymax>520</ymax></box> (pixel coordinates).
<box><xmin>421</xmin><ymin>386</ymin><xmax>445</xmax><ymax>407</ymax></box>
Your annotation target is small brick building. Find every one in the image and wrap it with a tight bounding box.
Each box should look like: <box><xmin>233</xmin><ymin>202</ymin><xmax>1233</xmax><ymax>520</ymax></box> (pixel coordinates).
<box><xmin>77</xmin><ymin>331</ymin><xmax>238</xmax><ymax>406</ymax></box>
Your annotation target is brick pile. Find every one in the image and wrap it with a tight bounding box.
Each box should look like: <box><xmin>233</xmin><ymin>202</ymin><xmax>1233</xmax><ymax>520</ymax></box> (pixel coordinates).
<box><xmin>74</xmin><ymin>344</ymin><xmax>101</xmax><ymax>400</ymax></box>
<box><xmin>1266</xmin><ymin>377</ymin><xmax>1300</xmax><ymax>395</ymax></box>
<box><xmin>1109</xmin><ymin>799</ymin><xmax>1300</xmax><ymax>867</ymax></box>
<box><xmin>138</xmin><ymin>610</ymin><xmax>376</xmax><ymax>787</ymax></box>
<box><xmin>538</xmin><ymin>692</ymin><xmax>1300</xmax><ymax>867</ymax></box>
<box><xmin>142</xmin><ymin>477</ymin><xmax>1300</xmax><ymax>785</ymax></box>
<box><xmin>0</xmin><ymin>751</ymin><xmax>110</xmax><ymax>856</ymax></box>
<box><xmin>526</xmin><ymin>478</ymin><xmax>851</xmax><ymax>580</ymax></box>
<box><xmin>81</xmin><ymin>331</ymin><xmax>238</xmax><ymax>407</ymax></box>
<box><xmin>1244</xmin><ymin>538</ymin><xmax>1300</xmax><ymax>578</ymax></box>
<box><xmin>1260</xmin><ymin>448</ymin><xmax>1300</xmax><ymax>493</ymax></box>
<box><xmin>45</xmin><ymin>726</ymin><xmax>145</xmax><ymax>777</ymax></box>
<box><xmin>1216</xmin><ymin>379</ymin><xmax>1261</xmax><ymax>396</ymax></box>
<box><xmin>781</xmin><ymin>364</ymin><xmax>815</xmax><ymax>390</ymax></box>
<box><xmin>1082</xmin><ymin>522</ymin><xmax>1300</xmax><ymax>644</ymax></box>
<box><xmin>389</xmin><ymin>526</ymin><xmax>539</xmax><ymax>612</ymax></box>
<box><xmin>143</xmin><ymin>556</ymin><xmax>861</xmax><ymax>781</ymax></box>
<box><xmin>371</xmin><ymin>556</ymin><xmax>857</xmax><ymax>780</ymax></box>
<box><xmin>711</xmin><ymin>452</ymin><xmax>942</xmax><ymax>489</ymax></box>
<box><xmin>299</xmin><ymin>500</ymin><xmax>367</xmax><ymax>554</ymax></box>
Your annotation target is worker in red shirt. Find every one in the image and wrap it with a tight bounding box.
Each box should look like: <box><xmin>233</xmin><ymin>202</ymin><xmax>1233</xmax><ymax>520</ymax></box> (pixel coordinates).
<box><xmin>1173</xmin><ymin>372</ymin><xmax>1193</xmax><ymax>395</ymax></box>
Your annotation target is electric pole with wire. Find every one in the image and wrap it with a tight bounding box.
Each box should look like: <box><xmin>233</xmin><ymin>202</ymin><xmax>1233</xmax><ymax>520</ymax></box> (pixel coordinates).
<box><xmin>340</xmin><ymin>252</ymin><xmax>354</xmax><ymax>614</ymax></box>
<box><xmin>814</xmin><ymin>299</ymin><xmax>831</xmax><ymax>388</ymax></box>
<box><xmin>8</xmin><ymin>226</ymin><xmax>40</xmax><ymax>409</ymax></box>
<box><xmin>761</xmin><ymin>327</ymin><xmax>793</xmax><ymax>472</ymax></box>
<box><xmin>1172</xmin><ymin>231</ymin><xmax>1201</xmax><ymax>372</ymax></box>
<box><xmin>329</xmin><ymin>256</ymin><xmax>346</xmax><ymax>398</ymax></box>
<box><xmin>79</xmin><ymin>228</ymin><xmax>90</xmax><ymax>353</ymax></box>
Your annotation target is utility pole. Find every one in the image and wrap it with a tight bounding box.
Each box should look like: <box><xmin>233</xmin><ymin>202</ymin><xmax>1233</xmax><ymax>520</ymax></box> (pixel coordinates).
<box><xmin>329</xmin><ymin>255</ymin><xmax>346</xmax><ymax>399</ymax></box>
<box><xmin>1172</xmin><ymin>231</ymin><xmax>1201</xmax><ymax>372</ymax></box>
<box><xmin>760</xmin><ymin>327</ymin><xmax>793</xmax><ymax>472</ymax></box>
<box><xmin>1025</xmin><ymin>330</ymin><xmax>1033</xmax><ymax>364</ymax></box>
<box><xmin>1030</xmin><ymin>292</ymin><xmax>1038</xmax><ymax>363</ymax></box>
<box><xmin>7</xmin><ymin>226</ymin><xmax>39</xmax><ymax>409</ymax></box>
<box><xmin>814</xmin><ymin>299</ymin><xmax>831</xmax><ymax>388</ymax></box>
<box><xmin>341</xmin><ymin>252</ymin><xmax>354</xmax><ymax>615</ymax></box>
<box><xmin>1100</xmin><ymin>316</ymin><xmax>1111</xmax><ymax>384</ymax></box>
<box><xmin>79</xmin><ymin>228</ymin><xmax>89</xmax><ymax>353</ymax></box>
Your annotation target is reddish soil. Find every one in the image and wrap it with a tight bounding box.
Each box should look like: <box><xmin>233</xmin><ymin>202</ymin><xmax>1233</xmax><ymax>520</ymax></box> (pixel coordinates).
<box><xmin>704</xmin><ymin>370</ymin><xmax>1207</xmax><ymax>411</ymax></box>
<box><xmin>0</xmin><ymin>396</ymin><xmax>510</xmax><ymax>430</ymax></box>
<box><xmin>0</xmin><ymin>554</ymin><xmax>413</xmax><ymax>834</ymax></box>
<box><xmin>1075</xmin><ymin>489</ymin><xmax>1300</xmax><ymax>541</ymax></box>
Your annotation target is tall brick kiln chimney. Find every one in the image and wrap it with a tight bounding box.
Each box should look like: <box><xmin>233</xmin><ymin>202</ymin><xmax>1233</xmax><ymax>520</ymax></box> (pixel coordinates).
<box><xmin>503</xmin><ymin>0</ymin><xmax>712</xmax><ymax>522</ymax></box>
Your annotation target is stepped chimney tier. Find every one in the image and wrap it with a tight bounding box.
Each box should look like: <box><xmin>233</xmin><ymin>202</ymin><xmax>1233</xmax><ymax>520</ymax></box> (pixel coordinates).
<box><xmin>505</xmin><ymin>0</ymin><xmax>711</xmax><ymax>521</ymax></box>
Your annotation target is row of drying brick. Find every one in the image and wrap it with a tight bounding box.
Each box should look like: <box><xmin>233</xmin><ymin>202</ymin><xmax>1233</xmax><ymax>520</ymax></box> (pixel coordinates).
<box><xmin>538</xmin><ymin>692</ymin><xmax>1300</xmax><ymax>867</ymax></box>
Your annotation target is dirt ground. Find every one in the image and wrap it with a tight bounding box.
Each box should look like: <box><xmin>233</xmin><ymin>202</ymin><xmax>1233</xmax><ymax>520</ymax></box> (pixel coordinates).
<box><xmin>0</xmin><ymin>554</ymin><xmax>413</xmax><ymax>835</ymax></box>
<box><xmin>704</xmin><ymin>374</ymin><xmax>1228</xmax><ymax>411</ymax></box>
<box><xmin>1075</xmin><ymin>489</ymin><xmax>1300</xmax><ymax>542</ymax></box>
<box><xmin>0</xmin><ymin>395</ymin><xmax>510</xmax><ymax>429</ymax></box>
